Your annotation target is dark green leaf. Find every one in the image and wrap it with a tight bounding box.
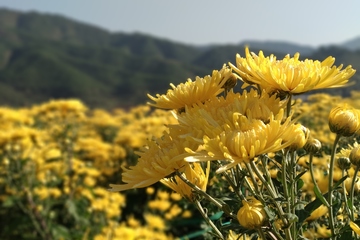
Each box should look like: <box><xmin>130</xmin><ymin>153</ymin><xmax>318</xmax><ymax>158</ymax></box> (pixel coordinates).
<box><xmin>313</xmin><ymin>186</ymin><xmax>329</xmax><ymax>207</ymax></box>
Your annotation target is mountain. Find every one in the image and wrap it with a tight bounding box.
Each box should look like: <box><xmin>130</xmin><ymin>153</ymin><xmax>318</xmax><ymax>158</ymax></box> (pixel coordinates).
<box><xmin>0</xmin><ymin>8</ymin><xmax>359</xmax><ymax>109</ymax></box>
<box><xmin>238</xmin><ymin>40</ymin><xmax>315</xmax><ymax>55</ymax></box>
<box><xmin>0</xmin><ymin>8</ymin><xmax>208</xmax><ymax>109</ymax></box>
<box><xmin>340</xmin><ymin>36</ymin><xmax>360</xmax><ymax>51</ymax></box>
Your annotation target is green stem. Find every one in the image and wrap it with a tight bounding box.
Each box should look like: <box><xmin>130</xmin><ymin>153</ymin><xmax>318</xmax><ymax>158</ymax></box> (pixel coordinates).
<box><xmin>221</xmin><ymin>168</ymin><xmax>245</xmax><ymax>200</ymax></box>
<box><xmin>175</xmin><ymin>170</ymin><xmax>222</xmax><ymax>208</ymax></box>
<box><xmin>281</xmin><ymin>150</ymin><xmax>291</xmax><ymax>210</ymax></box>
<box><xmin>217</xmin><ymin>161</ymin><xmax>245</xmax><ymax>200</ymax></box>
<box><xmin>341</xmin><ymin>168</ymin><xmax>351</xmax><ymax>218</ymax></box>
<box><xmin>237</xmin><ymin>164</ymin><xmax>257</xmax><ymax>196</ymax></box>
<box><xmin>249</xmin><ymin>161</ymin><xmax>292</xmax><ymax>240</ymax></box>
<box><xmin>328</xmin><ymin>134</ymin><xmax>341</xmax><ymax>240</ymax></box>
<box><xmin>245</xmin><ymin>162</ymin><xmax>261</xmax><ymax>195</ymax></box>
<box><xmin>257</xmin><ymin>228</ymin><xmax>267</xmax><ymax>240</ymax></box>
<box><xmin>289</xmin><ymin>150</ymin><xmax>297</xmax><ymax>240</ymax></box>
<box><xmin>17</xmin><ymin>200</ymin><xmax>47</xmax><ymax>239</ymax></box>
<box><xmin>286</xmin><ymin>94</ymin><xmax>292</xmax><ymax>118</ymax></box>
<box><xmin>175</xmin><ymin>170</ymin><xmax>237</xmax><ymax>220</ymax></box>
<box><xmin>260</xmin><ymin>155</ymin><xmax>277</xmax><ymax>194</ymax></box>
<box><xmin>350</xmin><ymin>165</ymin><xmax>360</xmax><ymax>221</ymax></box>
<box><xmin>194</xmin><ymin>200</ymin><xmax>224</xmax><ymax>240</ymax></box>
<box><xmin>309</xmin><ymin>154</ymin><xmax>330</xmax><ymax>208</ymax></box>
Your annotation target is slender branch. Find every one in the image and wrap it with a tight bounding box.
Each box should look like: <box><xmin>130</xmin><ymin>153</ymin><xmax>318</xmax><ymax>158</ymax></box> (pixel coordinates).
<box><xmin>245</xmin><ymin>162</ymin><xmax>260</xmax><ymax>195</ymax></box>
<box><xmin>350</xmin><ymin>165</ymin><xmax>360</xmax><ymax>221</ymax></box>
<box><xmin>175</xmin><ymin>170</ymin><xmax>237</xmax><ymax>219</ymax></box>
<box><xmin>249</xmin><ymin>161</ymin><xmax>292</xmax><ymax>240</ymax></box>
<box><xmin>286</xmin><ymin>94</ymin><xmax>292</xmax><ymax>118</ymax></box>
<box><xmin>309</xmin><ymin>154</ymin><xmax>330</xmax><ymax>208</ymax></box>
<box><xmin>328</xmin><ymin>134</ymin><xmax>341</xmax><ymax>240</ymax></box>
<box><xmin>195</xmin><ymin>200</ymin><xmax>224</xmax><ymax>240</ymax></box>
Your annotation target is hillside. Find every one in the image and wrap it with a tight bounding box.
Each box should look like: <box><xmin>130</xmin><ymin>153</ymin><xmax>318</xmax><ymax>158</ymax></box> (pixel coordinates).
<box><xmin>0</xmin><ymin>8</ymin><xmax>360</xmax><ymax>109</ymax></box>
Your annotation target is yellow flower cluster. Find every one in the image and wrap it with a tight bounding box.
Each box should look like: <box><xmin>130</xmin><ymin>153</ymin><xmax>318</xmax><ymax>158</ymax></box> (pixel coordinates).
<box><xmin>110</xmin><ymin>47</ymin><xmax>360</xmax><ymax>239</ymax></box>
<box><xmin>0</xmin><ymin>99</ymin><xmax>179</xmax><ymax>239</ymax></box>
<box><xmin>2</xmin><ymin>46</ymin><xmax>360</xmax><ymax>239</ymax></box>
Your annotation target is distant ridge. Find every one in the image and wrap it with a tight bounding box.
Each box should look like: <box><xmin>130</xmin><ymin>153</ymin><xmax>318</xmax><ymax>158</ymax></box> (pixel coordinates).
<box><xmin>0</xmin><ymin>8</ymin><xmax>359</xmax><ymax>109</ymax></box>
<box><xmin>238</xmin><ymin>40</ymin><xmax>315</xmax><ymax>56</ymax></box>
<box><xmin>340</xmin><ymin>36</ymin><xmax>360</xmax><ymax>51</ymax></box>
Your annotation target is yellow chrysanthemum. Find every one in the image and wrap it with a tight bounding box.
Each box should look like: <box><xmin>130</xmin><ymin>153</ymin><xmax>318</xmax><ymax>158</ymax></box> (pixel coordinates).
<box><xmin>186</xmin><ymin>111</ymin><xmax>306</xmax><ymax>172</ymax></box>
<box><xmin>229</xmin><ymin>47</ymin><xmax>356</xmax><ymax>94</ymax></box>
<box><xmin>161</xmin><ymin>162</ymin><xmax>210</xmax><ymax>201</ymax></box>
<box><xmin>237</xmin><ymin>197</ymin><xmax>266</xmax><ymax>229</ymax></box>
<box><xmin>173</xmin><ymin>89</ymin><xmax>285</xmax><ymax>144</ymax></box>
<box><xmin>109</xmin><ymin>133</ymin><xmax>196</xmax><ymax>191</ymax></box>
<box><xmin>147</xmin><ymin>65</ymin><xmax>234</xmax><ymax>110</ymax></box>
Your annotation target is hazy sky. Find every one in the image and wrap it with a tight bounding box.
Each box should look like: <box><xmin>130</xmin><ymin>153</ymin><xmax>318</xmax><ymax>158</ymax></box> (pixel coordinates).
<box><xmin>1</xmin><ymin>0</ymin><xmax>360</xmax><ymax>47</ymax></box>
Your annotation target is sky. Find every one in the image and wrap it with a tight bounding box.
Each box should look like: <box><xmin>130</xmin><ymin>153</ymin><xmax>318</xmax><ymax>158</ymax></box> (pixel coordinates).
<box><xmin>1</xmin><ymin>0</ymin><xmax>360</xmax><ymax>47</ymax></box>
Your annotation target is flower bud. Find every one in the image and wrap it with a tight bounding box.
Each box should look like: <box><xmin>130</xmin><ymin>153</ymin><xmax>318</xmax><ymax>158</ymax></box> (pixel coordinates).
<box><xmin>349</xmin><ymin>146</ymin><xmax>360</xmax><ymax>167</ymax></box>
<box><xmin>337</xmin><ymin>157</ymin><xmax>351</xmax><ymax>170</ymax></box>
<box><xmin>303</xmin><ymin>137</ymin><xmax>322</xmax><ymax>154</ymax></box>
<box><xmin>221</xmin><ymin>73</ymin><xmax>238</xmax><ymax>90</ymax></box>
<box><xmin>237</xmin><ymin>197</ymin><xmax>266</xmax><ymax>229</ymax></box>
<box><xmin>329</xmin><ymin>105</ymin><xmax>360</xmax><ymax>137</ymax></box>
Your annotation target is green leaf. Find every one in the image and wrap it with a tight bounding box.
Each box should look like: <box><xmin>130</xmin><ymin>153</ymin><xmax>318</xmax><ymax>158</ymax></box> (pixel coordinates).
<box><xmin>297</xmin><ymin>178</ymin><xmax>305</xmax><ymax>190</ymax></box>
<box><xmin>65</xmin><ymin>199</ymin><xmax>89</xmax><ymax>225</ymax></box>
<box><xmin>332</xmin><ymin>175</ymin><xmax>348</xmax><ymax>190</ymax></box>
<box><xmin>297</xmin><ymin>192</ymin><xmax>330</xmax><ymax>227</ymax></box>
<box><xmin>313</xmin><ymin>185</ymin><xmax>330</xmax><ymax>207</ymax></box>
<box><xmin>2</xmin><ymin>197</ymin><xmax>15</xmax><ymax>208</ymax></box>
<box><xmin>51</xmin><ymin>224</ymin><xmax>70</xmax><ymax>240</ymax></box>
<box><xmin>295</xmin><ymin>170</ymin><xmax>307</xmax><ymax>182</ymax></box>
<box><xmin>210</xmin><ymin>211</ymin><xmax>223</xmax><ymax>221</ymax></box>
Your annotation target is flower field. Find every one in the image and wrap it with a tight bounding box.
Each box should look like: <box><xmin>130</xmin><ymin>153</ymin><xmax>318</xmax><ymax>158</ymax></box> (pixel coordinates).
<box><xmin>1</xmin><ymin>47</ymin><xmax>360</xmax><ymax>239</ymax></box>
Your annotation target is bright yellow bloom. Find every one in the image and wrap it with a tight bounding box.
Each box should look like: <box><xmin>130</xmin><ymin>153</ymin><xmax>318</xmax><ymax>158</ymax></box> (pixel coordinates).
<box><xmin>161</xmin><ymin>162</ymin><xmax>210</xmax><ymax>201</ymax></box>
<box><xmin>229</xmin><ymin>47</ymin><xmax>356</xmax><ymax>94</ymax></box>
<box><xmin>171</xmin><ymin>89</ymin><xmax>285</xmax><ymax>155</ymax></box>
<box><xmin>147</xmin><ymin>65</ymin><xmax>234</xmax><ymax>110</ymax></box>
<box><xmin>176</xmin><ymin>89</ymin><xmax>284</xmax><ymax>132</ymax></box>
<box><xmin>329</xmin><ymin>104</ymin><xmax>360</xmax><ymax>136</ymax></box>
<box><xmin>237</xmin><ymin>197</ymin><xmax>266</xmax><ymax>229</ymax></box>
<box><xmin>186</xmin><ymin>110</ymin><xmax>306</xmax><ymax>172</ymax></box>
<box><xmin>109</xmin><ymin>133</ymin><xmax>196</xmax><ymax>191</ymax></box>
<box><xmin>350</xmin><ymin>221</ymin><xmax>360</xmax><ymax>236</ymax></box>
